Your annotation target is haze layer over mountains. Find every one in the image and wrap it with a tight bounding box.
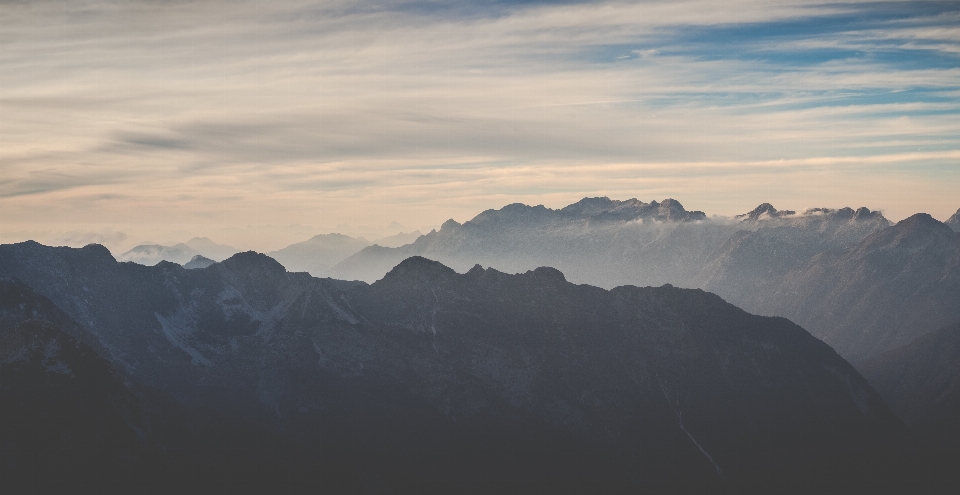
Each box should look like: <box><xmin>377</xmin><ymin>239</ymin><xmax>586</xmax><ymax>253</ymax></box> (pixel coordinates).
<box><xmin>2</xmin><ymin>197</ymin><xmax>958</xmax><ymax>491</ymax></box>
<box><xmin>123</xmin><ymin>197</ymin><xmax>956</xmax><ymax>365</ymax></box>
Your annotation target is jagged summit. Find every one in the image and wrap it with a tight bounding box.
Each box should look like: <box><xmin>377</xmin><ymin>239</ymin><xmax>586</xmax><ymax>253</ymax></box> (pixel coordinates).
<box><xmin>0</xmin><ymin>240</ymin><xmax>919</xmax><ymax>490</ymax></box>
<box><xmin>440</xmin><ymin>218</ymin><xmax>462</xmax><ymax>231</ymax></box>
<box><xmin>946</xmin><ymin>208</ymin><xmax>960</xmax><ymax>232</ymax></box>
<box><xmin>851</xmin><ymin>206</ymin><xmax>884</xmax><ymax>220</ymax></box>
<box><xmin>737</xmin><ymin>204</ymin><xmax>888</xmax><ymax>223</ymax></box>
<box><xmin>737</xmin><ymin>203</ymin><xmax>795</xmax><ymax>220</ymax></box>
<box><xmin>800</xmin><ymin>206</ymin><xmax>886</xmax><ymax>222</ymax></box>
<box><xmin>559</xmin><ymin>196</ymin><xmax>620</xmax><ymax>216</ymax></box>
<box><xmin>653</xmin><ymin>198</ymin><xmax>706</xmax><ymax>222</ymax></box>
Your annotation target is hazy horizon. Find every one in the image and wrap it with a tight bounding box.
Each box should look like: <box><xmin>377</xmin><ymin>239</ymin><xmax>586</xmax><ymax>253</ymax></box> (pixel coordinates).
<box><xmin>3</xmin><ymin>1</ymin><xmax>959</xmax><ymax>251</ymax></box>
<box><xmin>0</xmin><ymin>195</ymin><xmax>952</xmax><ymax>255</ymax></box>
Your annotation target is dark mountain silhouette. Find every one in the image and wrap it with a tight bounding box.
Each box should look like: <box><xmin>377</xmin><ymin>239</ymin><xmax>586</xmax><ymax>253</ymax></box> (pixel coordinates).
<box><xmin>0</xmin><ymin>276</ymin><xmax>392</xmax><ymax>492</ymax></box>
<box><xmin>0</xmin><ymin>242</ymin><xmax>912</xmax><ymax>491</ymax></box>
<box><xmin>0</xmin><ymin>277</ymin><xmax>151</xmax><ymax>487</ymax></box>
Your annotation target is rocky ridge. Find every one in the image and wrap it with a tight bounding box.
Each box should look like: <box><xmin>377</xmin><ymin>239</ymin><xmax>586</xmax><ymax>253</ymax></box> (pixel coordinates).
<box><xmin>0</xmin><ymin>243</ymin><xmax>910</xmax><ymax>492</ymax></box>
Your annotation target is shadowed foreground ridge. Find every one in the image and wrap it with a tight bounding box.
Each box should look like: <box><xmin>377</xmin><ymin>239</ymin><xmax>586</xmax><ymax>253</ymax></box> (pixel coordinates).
<box><xmin>0</xmin><ymin>244</ymin><xmax>914</xmax><ymax>492</ymax></box>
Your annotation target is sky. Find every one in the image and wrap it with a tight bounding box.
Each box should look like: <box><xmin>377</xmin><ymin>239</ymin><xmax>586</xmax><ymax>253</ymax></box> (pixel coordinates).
<box><xmin>1</xmin><ymin>0</ymin><xmax>958</xmax><ymax>252</ymax></box>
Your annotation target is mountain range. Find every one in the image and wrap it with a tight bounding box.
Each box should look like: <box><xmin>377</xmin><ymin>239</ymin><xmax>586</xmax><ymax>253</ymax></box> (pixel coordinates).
<box><xmin>108</xmin><ymin>199</ymin><xmax>957</xmax><ymax>362</ymax></box>
<box><xmin>3</xmin><ymin>197</ymin><xmax>958</xmax><ymax>490</ymax></box>
<box><xmin>0</xmin><ymin>242</ymin><xmax>915</xmax><ymax>491</ymax></box>
<box><xmin>321</xmin><ymin>198</ymin><xmax>958</xmax><ymax>364</ymax></box>
<box><xmin>118</xmin><ymin>232</ymin><xmax>422</xmax><ymax>276</ymax></box>
<box><xmin>117</xmin><ymin>237</ymin><xmax>240</xmax><ymax>266</ymax></box>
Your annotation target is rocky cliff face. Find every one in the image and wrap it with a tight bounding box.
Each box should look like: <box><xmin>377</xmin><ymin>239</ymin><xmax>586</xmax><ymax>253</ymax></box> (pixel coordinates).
<box><xmin>0</xmin><ymin>242</ymin><xmax>910</xmax><ymax>491</ymax></box>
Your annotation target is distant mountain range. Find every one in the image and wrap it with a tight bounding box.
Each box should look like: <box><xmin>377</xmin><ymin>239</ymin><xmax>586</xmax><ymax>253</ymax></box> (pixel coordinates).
<box><xmin>97</xmin><ymin>198</ymin><xmax>960</xmax><ymax>365</ymax></box>
<box><xmin>117</xmin><ymin>237</ymin><xmax>240</xmax><ymax>265</ymax></box>
<box><xmin>3</xmin><ymin>197</ymin><xmax>957</xmax><ymax>488</ymax></box>
<box><xmin>0</xmin><ymin>244</ymin><xmax>912</xmax><ymax>491</ymax></box>
<box><xmin>321</xmin><ymin>197</ymin><xmax>959</xmax><ymax>363</ymax></box>
<box><xmin>118</xmin><ymin>232</ymin><xmax>422</xmax><ymax>275</ymax></box>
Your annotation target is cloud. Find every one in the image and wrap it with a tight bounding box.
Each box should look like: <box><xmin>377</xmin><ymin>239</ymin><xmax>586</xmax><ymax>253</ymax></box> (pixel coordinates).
<box><xmin>1</xmin><ymin>0</ymin><xmax>958</xmax><ymax>244</ymax></box>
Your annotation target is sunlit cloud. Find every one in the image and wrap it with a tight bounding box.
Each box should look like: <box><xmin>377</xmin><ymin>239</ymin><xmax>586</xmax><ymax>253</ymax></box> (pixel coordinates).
<box><xmin>1</xmin><ymin>0</ymin><xmax>958</xmax><ymax>249</ymax></box>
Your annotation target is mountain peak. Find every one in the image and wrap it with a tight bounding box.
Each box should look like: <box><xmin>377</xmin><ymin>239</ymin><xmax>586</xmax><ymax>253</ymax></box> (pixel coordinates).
<box><xmin>853</xmin><ymin>207</ymin><xmax>883</xmax><ymax>221</ymax></box>
<box><xmin>79</xmin><ymin>243</ymin><xmax>116</xmax><ymax>261</ymax></box>
<box><xmin>441</xmin><ymin>218</ymin><xmax>462</xmax><ymax>231</ymax></box>
<box><xmin>946</xmin><ymin>208</ymin><xmax>960</xmax><ymax>232</ymax></box>
<box><xmin>380</xmin><ymin>256</ymin><xmax>458</xmax><ymax>283</ymax></box>
<box><xmin>851</xmin><ymin>212</ymin><xmax>955</xmax><ymax>261</ymax></box>
<box><xmin>183</xmin><ymin>255</ymin><xmax>215</xmax><ymax>269</ymax></box>
<box><xmin>737</xmin><ymin>203</ymin><xmax>795</xmax><ymax>220</ymax></box>
<box><xmin>525</xmin><ymin>266</ymin><xmax>566</xmax><ymax>283</ymax></box>
<box><xmin>560</xmin><ymin>197</ymin><xmax>617</xmax><ymax>216</ymax></box>
<box><xmin>466</xmin><ymin>264</ymin><xmax>485</xmax><ymax>276</ymax></box>
<box><xmin>219</xmin><ymin>251</ymin><xmax>286</xmax><ymax>274</ymax></box>
<box><xmin>895</xmin><ymin>212</ymin><xmax>951</xmax><ymax>232</ymax></box>
<box><xmin>656</xmin><ymin>198</ymin><xmax>706</xmax><ymax>221</ymax></box>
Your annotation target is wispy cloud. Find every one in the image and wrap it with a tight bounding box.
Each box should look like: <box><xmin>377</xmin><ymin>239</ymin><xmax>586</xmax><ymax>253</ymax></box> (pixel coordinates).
<box><xmin>1</xmin><ymin>0</ymin><xmax>958</xmax><ymax>248</ymax></box>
